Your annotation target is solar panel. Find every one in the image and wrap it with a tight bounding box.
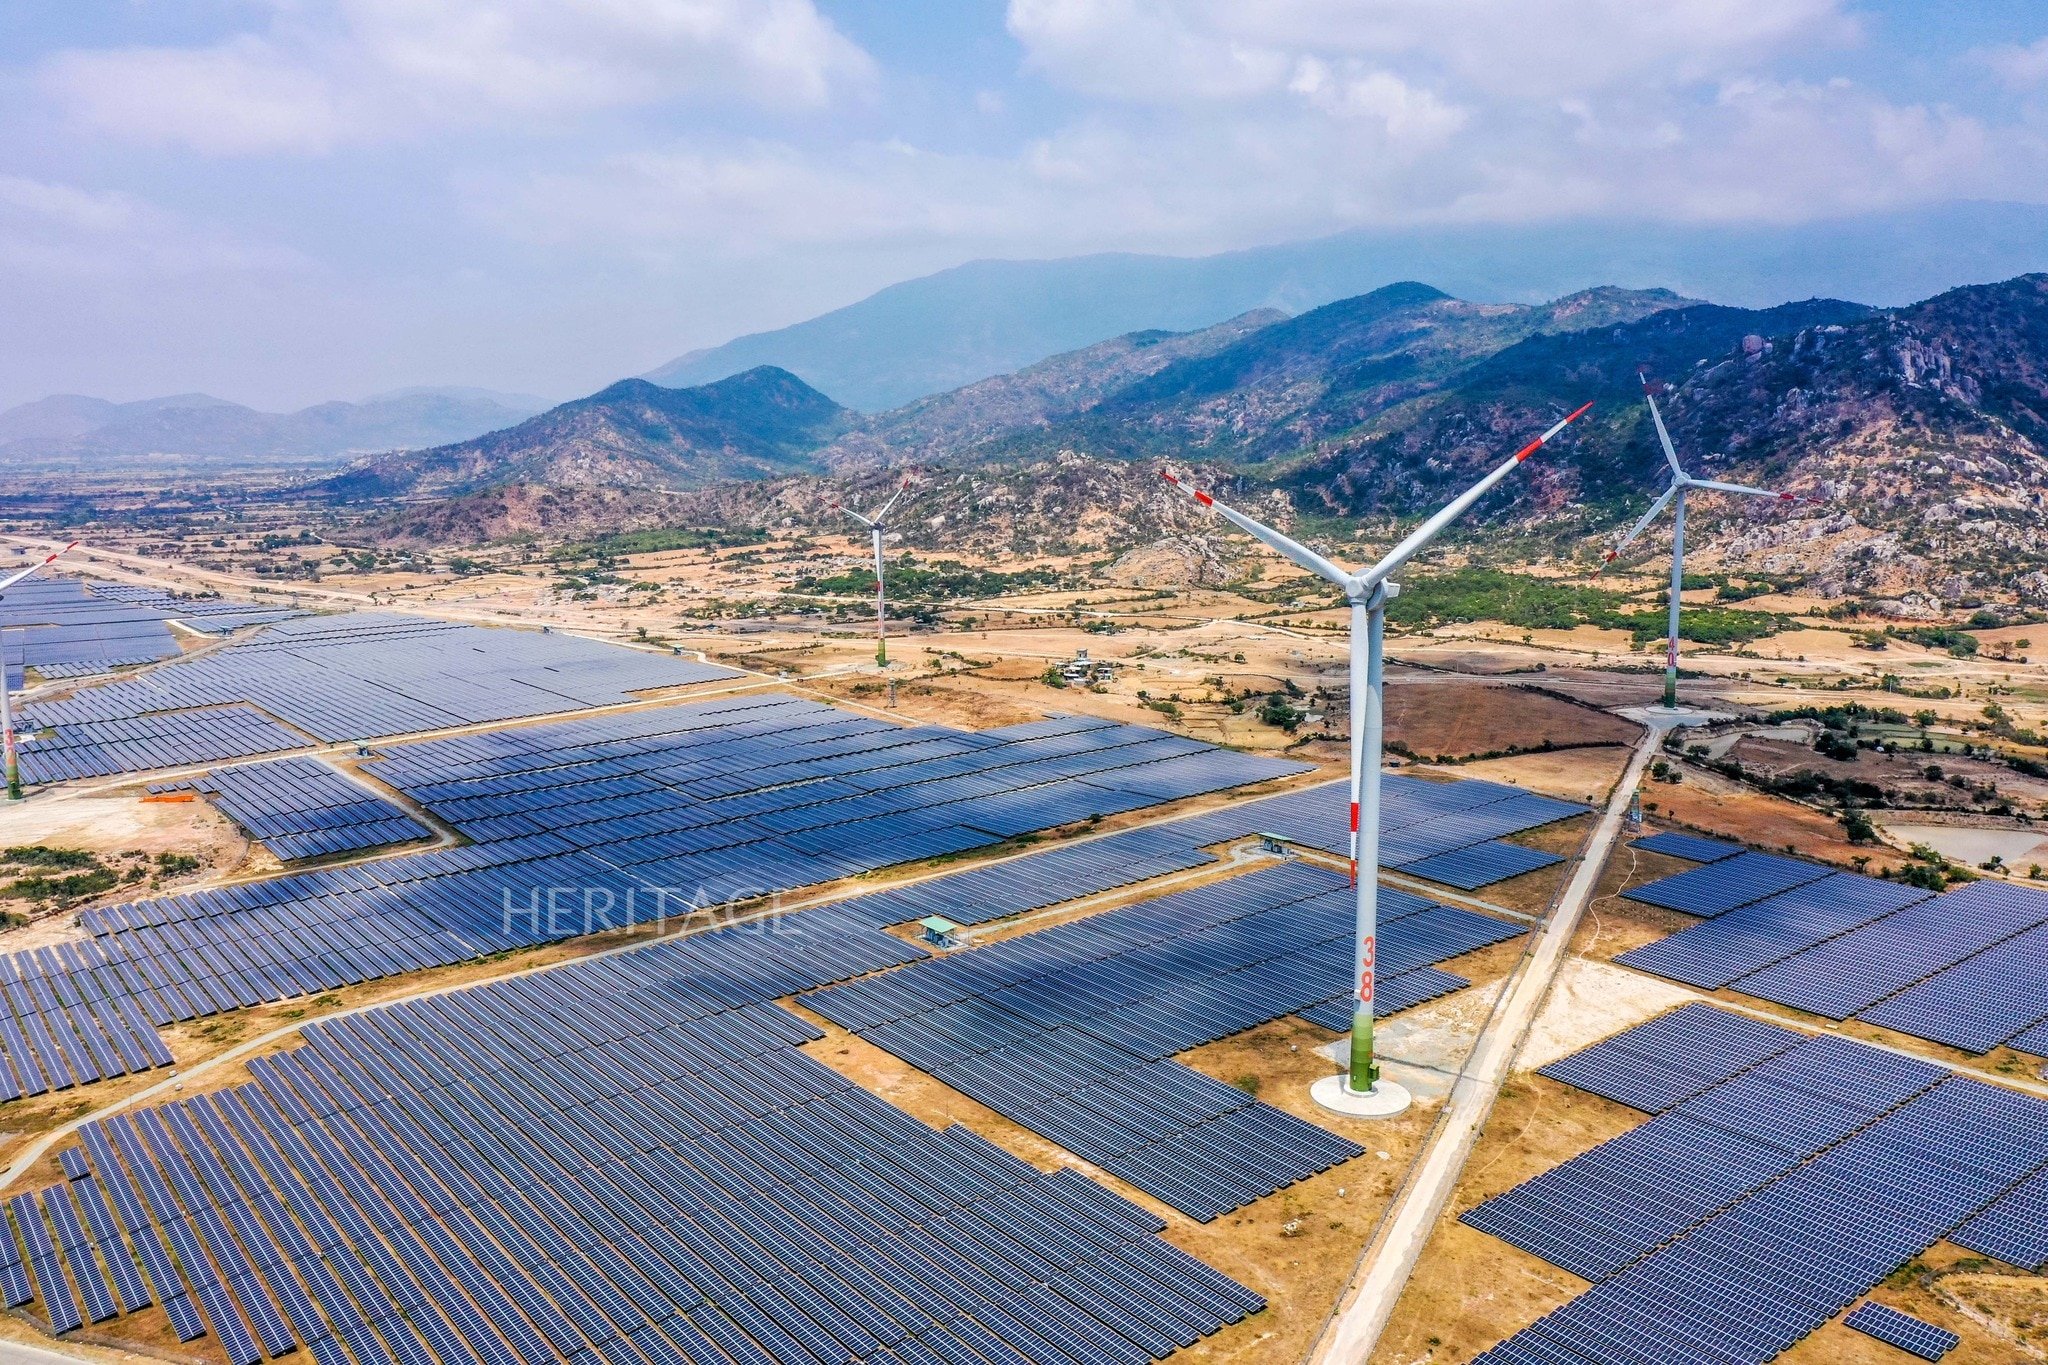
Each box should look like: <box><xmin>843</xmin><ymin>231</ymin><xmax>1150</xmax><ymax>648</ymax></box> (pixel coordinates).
<box><xmin>1622</xmin><ymin>851</ymin><xmax>1832</xmax><ymax>917</ymax></box>
<box><xmin>1631</xmin><ymin>832</ymin><xmax>1743</xmax><ymax>863</ymax></box>
<box><xmin>1398</xmin><ymin>840</ymin><xmax>1561</xmax><ymax>890</ymax></box>
<box><xmin>1842</xmin><ymin>1302</ymin><xmax>1958</xmax><ymax>1360</ymax></box>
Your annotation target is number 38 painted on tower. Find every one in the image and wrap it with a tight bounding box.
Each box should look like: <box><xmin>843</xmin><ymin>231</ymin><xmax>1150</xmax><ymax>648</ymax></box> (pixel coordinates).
<box><xmin>1358</xmin><ymin>935</ymin><xmax>1377</xmax><ymax>1003</ymax></box>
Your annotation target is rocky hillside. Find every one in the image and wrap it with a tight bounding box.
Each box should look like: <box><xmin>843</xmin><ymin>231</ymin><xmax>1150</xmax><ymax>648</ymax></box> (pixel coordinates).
<box><xmin>354</xmin><ymin>274</ymin><xmax>2048</xmax><ymax>607</ymax></box>
<box><xmin>1278</xmin><ymin>296</ymin><xmax>1875</xmax><ymax>514</ymax></box>
<box><xmin>321</xmin><ymin>367</ymin><xmax>850</xmax><ymax>498</ymax></box>
<box><xmin>819</xmin><ymin>309</ymin><xmax>1285</xmax><ymax>469</ymax></box>
<box><xmin>1650</xmin><ymin>275</ymin><xmax>2048</xmax><ymax>604</ymax></box>
<box><xmin>979</xmin><ymin>283</ymin><xmax>1696</xmax><ymax>466</ymax></box>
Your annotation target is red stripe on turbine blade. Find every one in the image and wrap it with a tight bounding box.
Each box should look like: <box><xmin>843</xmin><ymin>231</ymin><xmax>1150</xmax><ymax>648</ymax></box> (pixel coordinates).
<box><xmin>1521</xmin><ymin>400</ymin><xmax>1595</xmax><ymax>458</ymax></box>
<box><xmin>1195</xmin><ymin>491</ymin><xmax>1213</xmax><ymax>506</ymax></box>
<box><xmin>1159</xmin><ymin>469</ymin><xmax>1178</xmax><ymax>485</ymax></box>
<box><xmin>1350</xmin><ymin>802</ymin><xmax>1360</xmax><ymax>832</ymax></box>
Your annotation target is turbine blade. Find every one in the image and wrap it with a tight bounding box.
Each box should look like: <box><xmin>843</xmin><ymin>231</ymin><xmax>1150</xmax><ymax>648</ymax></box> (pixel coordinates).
<box><xmin>841</xmin><ymin>506</ymin><xmax>875</xmax><ymax>529</ymax></box>
<box><xmin>874</xmin><ymin>473</ymin><xmax>914</xmax><ymax>521</ymax></box>
<box><xmin>1687</xmin><ymin>477</ymin><xmax>1793</xmax><ymax>500</ymax></box>
<box><xmin>1361</xmin><ymin>401</ymin><xmax>1593</xmax><ymax>588</ymax></box>
<box><xmin>1159</xmin><ymin>469</ymin><xmax>1354</xmax><ymax>589</ymax></box>
<box><xmin>1602</xmin><ymin>484</ymin><xmax>1679</xmax><ymax>563</ymax></box>
<box><xmin>1640</xmin><ymin>372</ymin><xmax>1686</xmax><ymax>479</ymax></box>
<box><xmin>0</xmin><ymin>541</ymin><xmax>78</xmax><ymax>596</ymax></box>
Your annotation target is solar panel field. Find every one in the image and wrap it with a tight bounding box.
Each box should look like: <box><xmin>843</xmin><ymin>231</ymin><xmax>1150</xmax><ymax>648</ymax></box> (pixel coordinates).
<box><xmin>0</xmin><ymin>671</ymin><xmax>1602</xmax><ymax>1363</ymax></box>
<box><xmin>1462</xmin><ymin>1003</ymin><xmax>2048</xmax><ymax>1364</ymax></box>
<box><xmin>16</xmin><ymin>613</ymin><xmax>736</xmax><ymax>781</ymax></box>
<box><xmin>1616</xmin><ymin>838</ymin><xmax>2048</xmax><ymax>1060</ymax></box>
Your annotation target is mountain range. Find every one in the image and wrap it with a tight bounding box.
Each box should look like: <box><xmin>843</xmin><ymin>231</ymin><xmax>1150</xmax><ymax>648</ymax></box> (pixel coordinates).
<box><xmin>350</xmin><ymin>271</ymin><xmax>2048</xmax><ymax>608</ymax></box>
<box><xmin>321</xmin><ymin>368</ymin><xmax>851</xmax><ymax>499</ymax></box>
<box><xmin>644</xmin><ymin>202</ymin><xmax>2048</xmax><ymax>411</ymax></box>
<box><xmin>0</xmin><ymin>387</ymin><xmax>546</xmax><ymax>467</ymax></box>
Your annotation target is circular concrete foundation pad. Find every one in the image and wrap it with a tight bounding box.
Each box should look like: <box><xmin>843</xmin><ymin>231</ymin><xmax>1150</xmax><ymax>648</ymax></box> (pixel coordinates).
<box><xmin>1312</xmin><ymin>1074</ymin><xmax>1412</xmax><ymax>1118</ymax></box>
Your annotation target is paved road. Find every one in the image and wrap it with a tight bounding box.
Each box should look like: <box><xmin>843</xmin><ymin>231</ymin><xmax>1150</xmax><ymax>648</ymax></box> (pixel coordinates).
<box><xmin>1309</xmin><ymin>720</ymin><xmax>1666</xmax><ymax>1365</ymax></box>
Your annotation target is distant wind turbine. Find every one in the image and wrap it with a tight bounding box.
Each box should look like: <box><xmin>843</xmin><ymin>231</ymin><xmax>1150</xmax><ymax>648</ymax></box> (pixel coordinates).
<box><xmin>840</xmin><ymin>475</ymin><xmax>915</xmax><ymax>666</ymax></box>
<box><xmin>1606</xmin><ymin>372</ymin><xmax>1796</xmax><ymax>710</ymax></box>
<box><xmin>1164</xmin><ymin>400</ymin><xmax>1592</xmax><ymax>1113</ymax></box>
<box><xmin>0</xmin><ymin>541</ymin><xmax>78</xmax><ymax>800</ymax></box>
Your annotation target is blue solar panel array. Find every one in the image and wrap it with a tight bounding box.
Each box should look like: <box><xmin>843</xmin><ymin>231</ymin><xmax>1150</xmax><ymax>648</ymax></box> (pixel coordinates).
<box><xmin>1618</xmin><ymin>856</ymin><xmax>2048</xmax><ymax>1059</ymax></box>
<box><xmin>0</xmin><ymin>914</ymin><xmax>1263</xmax><ymax>1363</ymax></box>
<box><xmin>1163</xmin><ymin>773</ymin><xmax>1584</xmax><ymax>889</ymax></box>
<box><xmin>0</xmin><ymin>941</ymin><xmax>176</xmax><ymax>1098</ymax></box>
<box><xmin>1951</xmin><ymin>1159</ymin><xmax>2048</xmax><ymax>1270</ymax></box>
<box><xmin>18</xmin><ymin>612</ymin><xmax>736</xmax><ymax>781</ymax></box>
<box><xmin>1629</xmin><ymin>831</ymin><xmax>1743</xmax><ymax>864</ymax></box>
<box><xmin>0</xmin><ymin>576</ymin><xmax>181</xmax><ymax>684</ymax></box>
<box><xmin>1467</xmin><ymin>1004</ymin><xmax>2048</xmax><ymax>1365</ymax></box>
<box><xmin>1842</xmin><ymin>1302</ymin><xmax>1958</xmax><ymax>1361</ymax></box>
<box><xmin>0</xmin><ymin>574</ymin><xmax>308</xmax><ymax>690</ymax></box>
<box><xmin>0</xmin><ymin>697</ymin><xmax>1310</xmax><ymax>1107</ymax></box>
<box><xmin>1620</xmin><ymin>851</ymin><xmax>1832</xmax><ymax>916</ymax></box>
<box><xmin>819</xmin><ymin>825</ymin><xmax>1218</xmax><ymax>929</ymax></box>
<box><xmin>154</xmin><ymin>757</ymin><xmax>434</xmax><ymax>862</ymax></box>
<box><xmin>804</xmin><ymin>858</ymin><xmax>1524</xmax><ymax>1220</ymax></box>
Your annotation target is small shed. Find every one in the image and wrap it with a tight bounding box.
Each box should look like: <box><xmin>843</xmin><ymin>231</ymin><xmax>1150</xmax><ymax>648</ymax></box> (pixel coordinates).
<box><xmin>1256</xmin><ymin>832</ymin><xmax>1294</xmax><ymax>857</ymax></box>
<box><xmin>918</xmin><ymin>916</ymin><xmax>961</xmax><ymax>949</ymax></box>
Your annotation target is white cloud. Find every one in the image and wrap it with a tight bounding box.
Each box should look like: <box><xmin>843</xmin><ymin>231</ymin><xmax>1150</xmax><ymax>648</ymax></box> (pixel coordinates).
<box><xmin>1007</xmin><ymin>0</ymin><xmax>1856</xmax><ymax>103</ymax></box>
<box><xmin>41</xmin><ymin>0</ymin><xmax>876</xmax><ymax>155</ymax></box>
<box><xmin>0</xmin><ymin>175</ymin><xmax>141</xmax><ymax>234</ymax></box>
<box><xmin>43</xmin><ymin>37</ymin><xmax>349</xmax><ymax>156</ymax></box>
<box><xmin>1981</xmin><ymin>36</ymin><xmax>2048</xmax><ymax>89</ymax></box>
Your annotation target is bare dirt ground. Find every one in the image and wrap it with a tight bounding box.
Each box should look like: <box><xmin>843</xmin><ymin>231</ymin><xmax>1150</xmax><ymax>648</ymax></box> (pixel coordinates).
<box><xmin>1632</xmin><ymin>762</ymin><xmax>1909</xmax><ymax>873</ymax></box>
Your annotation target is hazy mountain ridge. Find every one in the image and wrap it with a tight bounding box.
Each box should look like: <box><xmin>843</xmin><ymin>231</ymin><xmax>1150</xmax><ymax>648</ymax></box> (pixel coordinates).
<box><xmin>640</xmin><ymin>203</ymin><xmax>2048</xmax><ymax>411</ymax></box>
<box><xmin>0</xmin><ymin>387</ymin><xmax>545</xmax><ymax>466</ymax></box>
<box><xmin>818</xmin><ymin>309</ymin><xmax>1288</xmax><ymax>469</ymax></box>
<box><xmin>322</xmin><ymin>366</ymin><xmax>852</xmax><ymax>498</ymax></box>
<box><xmin>982</xmin><ymin>283</ymin><xmax>1695</xmax><ymax>467</ymax></box>
<box><xmin>1277</xmin><ymin>295</ymin><xmax>1878</xmax><ymax>514</ymax></box>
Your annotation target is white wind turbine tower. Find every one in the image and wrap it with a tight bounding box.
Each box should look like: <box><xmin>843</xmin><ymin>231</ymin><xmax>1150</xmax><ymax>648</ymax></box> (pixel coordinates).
<box><xmin>1164</xmin><ymin>401</ymin><xmax>1591</xmax><ymax>1114</ymax></box>
<box><xmin>1606</xmin><ymin>371</ymin><xmax>1795</xmax><ymax>710</ymax></box>
<box><xmin>0</xmin><ymin>541</ymin><xmax>78</xmax><ymax>800</ymax></box>
<box><xmin>841</xmin><ymin>474</ymin><xmax>915</xmax><ymax>666</ymax></box>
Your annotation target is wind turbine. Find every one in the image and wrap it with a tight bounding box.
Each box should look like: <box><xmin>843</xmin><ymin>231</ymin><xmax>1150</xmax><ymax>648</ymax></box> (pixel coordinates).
<box><xmin>1164</xmin><ymin>401</ymin><xmax>1592</xmax><ymax>1112</ymax></box>
<box><xmin>840</xmin><ymin>474</ymin><xmax>914</xmax><ymax>666</ymax></box>
<box><xmin>1606</xmin><ymin>372</ymin><xmax>1795</xmax><ymax>710</ymax></box>
<box><xmin>0</xmin><ymin>541</ymin><xmax>78</xmax><ymax>800</ymax></box>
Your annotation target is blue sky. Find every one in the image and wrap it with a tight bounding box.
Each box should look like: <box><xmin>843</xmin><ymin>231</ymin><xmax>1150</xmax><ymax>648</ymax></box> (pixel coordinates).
<box><xmin>5</xmin><ymin>1</ymin><xmax>2048</xmax><ymax>410</ymax></box>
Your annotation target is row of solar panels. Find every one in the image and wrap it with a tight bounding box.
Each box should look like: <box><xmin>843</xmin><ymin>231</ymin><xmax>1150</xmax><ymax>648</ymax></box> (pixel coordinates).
<box><xmin>1469</xmin><ymin>1003</ymin><xmax>2048</xmax><ymax>1365</ymax></box>
<box><xmin>0</xmin><ymin>577</ymin><xmax>183</xmax><ymax>678</ymax></box>
<box><xmin>25</xmin><ymin>612</ymin><xmax>732</xmax><ymax>732</ymax></box>
<box><xmin>155</xmin><ymin>756</ymin><xmax>433</xmax><ymax>862</ymax></box>
<box><xmin>18</xmin><ymin>703</ymin><xmax>309</xmax><ymax>784</ymax></box>
<box><xmin>1619</xmin><ymin>841</ymin><xmax>2048</xmax><ymax>1057</ymax></box>
<box><xmin>1165</xmin><ymin>773</ymin><xmax>1582</xmax><ymax>890</ymax></box>
<box><xmin>0</xmin><ymin>575</ymin><xmax>306</xmax><ymax>685</ymax></box>
<box><xmin>802</xmin><ymin>858</ymin><xmax>1522</xmax><ymax>1219</ymax></box>
<box><xmin>4</xmin><ymin>913</ymin><xmax>1263</xmax><ymax>1365</ymax></box>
